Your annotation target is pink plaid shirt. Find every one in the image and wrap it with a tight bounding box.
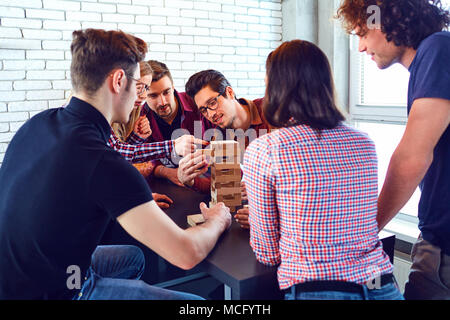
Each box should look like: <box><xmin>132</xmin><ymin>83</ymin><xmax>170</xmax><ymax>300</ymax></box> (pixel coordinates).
<box><xmin>107</xmin><ymin>130</ymin><xmax>174</xmax><ymax>163</ymax></box>
<box><xmin>243</xmin><ymin>124</ymin><xmax>393</xmax><ymax>290</ymax></box>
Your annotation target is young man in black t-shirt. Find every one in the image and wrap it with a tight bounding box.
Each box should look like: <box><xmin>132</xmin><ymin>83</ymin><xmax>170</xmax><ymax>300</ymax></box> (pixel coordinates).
<box><xmin>0</xmin><ymin>29</ymin><xmax>231</xmax><ymax>300</ymax></box>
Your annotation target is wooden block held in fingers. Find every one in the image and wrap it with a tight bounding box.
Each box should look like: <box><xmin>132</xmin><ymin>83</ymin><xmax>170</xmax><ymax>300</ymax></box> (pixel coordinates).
<box><xmin>187</xmin><ymin>214</ymin><xmax>205</xmax><ymax>227</ymax></box>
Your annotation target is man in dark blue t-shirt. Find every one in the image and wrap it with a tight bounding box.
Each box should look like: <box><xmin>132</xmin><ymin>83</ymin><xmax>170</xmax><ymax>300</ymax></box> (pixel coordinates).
<box><xmin>337</xmin><ymin>0</ymin><xmax>450</xmax><ymax>299</ymax></box>
<box><xmin>0</xmin><ymin>29</ymin><xmax>231</xmax><ymax>300</ymax></box>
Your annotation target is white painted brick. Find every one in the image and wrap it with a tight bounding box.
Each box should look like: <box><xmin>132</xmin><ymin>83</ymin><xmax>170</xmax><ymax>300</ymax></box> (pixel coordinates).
<box><xmin>9</xmin><ymin>121</ymin><xmax>26</xmax><ymax>133</ymax></box>
<box><xmin>132</xmin><ymin>0</ymin><xmax>163</xmax><ymax>6</ymax></box>
<box><xmin>149</xmin><ymin>7</ymin><xmax>179</xmax><ymax>17</ymax></box>
<box><xmin>26</xmin><ymin>70</ymin><xmax>65</xmax><ymax>80</ymax></box>
<box><xmin>0</xmin><ymin>90</ymin><xmax>25</xmax><ymax>102</ymax></box>
<box><xmin>145</xmin><ymin>52</ymin><xmax>165</xmax><ymax>61</ymax></box>
<box><xmin>22</xmin><ymin>29</ymin><xmax>62</xmax><ymax>40</ymax></box>
<box><xmin>48</xmin><ymin>99</ymin><xmax>67</xmax><ymax>108</ymax></box>
<box><xmin>0</xmin><ymin>153</ymin><xmax>4</xmax><ymax>163</ymax></box>
<box><xmin>209</xmin><ymin>62</ymin><xmax>234</xmax><ymax>71</ymax></box>
<box><xmin>0</xmin><ymin>112</ymin><xmax>29</xmax><ymax>123</ymax></box>
<box><xmin>248</xmin><ymin>23</ymin><xmax>271</xmax><ymax>33</ymax></box>
<box><xmin>117</xmin><ymin>4</ymin><xmax>148</xmax><ymax>15</ymax></box>
<box><xmin>4</xmin><ymin>60</ymin><xmax>45</xmax><ymax>71</ymax></box>
<box><xmin>196</xmin><ymin>19</ymin><xmax>222</xmax><ymax>28</ymax></box>
<box><xmin>194</xmin><ymin>36</ymin><xmax>222</xmax><ymax>46</ymax></box>
<box><xmin>13</xmin><ymin>80</ymin><xmax>52</xmax><ymax>91</ymax></box>
<box><xmin>134</xmin><ymin>33</ymin><xmax>164</xmax><ymax>43</ymax></box>
<box><xmin>81</xmin><ymin>22</ymin><xmax>118</xmax><ymax>30</ymax></box>
<box><xmin>236</xmin><ymin>47</ymin><xmax>259</xmax><ymax>56</ymax></box>
<box><xmin>0</xmin><ymin>71</ymin><xmax>26</xmax><ymax>81</ymax></box>
<box><xmin>222</xmin><ymin>5</ymin><xmax>246</xmax><ymax>14</ymax></box>
<box><xmin>135</xmin><ymin>15</ymin><xmax>167</xmax><ymax>25</ymax></box>
<box><xmin>226</xmin><ymin>71</ymin><xmax>249</xmax><ymax>79</ymax></box>
<box><xmin>43</xmin><ymin>0</ymin><xmax>80</xmax><ymax>11</ymax></box>
<box><xmin>100</xmin><ymin>0</ymin><xmax>131</xmax><ymax>4</ymax></box>
<box><xmin>81</xmin><ymin>2</ymin><xmax>116</xmax><ymax>13</ymax></box>
<box><xmin>209</xmin><ymin>0</ymin><xmax>234</xmax><ymax>4</ymax></box>
<box><xmin>42</xmin><ymin>40</ymin><xmax>71</xmax><ymax>50</ymax></box>
<box><xmin>8</xmin><ymin>100</ymin><xmax>48</xmax><ymax>112</ymax></box>
<box><xmin>260</xmin><ymin>2</ymin><xmax>282</xmax><ymax>10</ymax></box>
<box><xmin>0</xmin><ymin>6</ymin><xmax>25</xmax><ymax>18</ymax></box>
<box><xmin>209</xmin><ymin>46</ymin><xmax>235</xmax><ymax>55</ymax></box>
<box><xmin>181</xmin><ymin>62</ymin><xmax>210</xmax><ymax>71</ymax></box>
<box><xmin>26</xmin><ymin>90</ymin><xmax>65</xmax><ymax>101</ymax></box>
<box><xmin>26</xmin><ymin>50</ymin><xmax>65</xmax><ymax>60</ymax></box>
<box><xmin>271</xmin><ymin>25</ymin><xmax>282</xmax><ymax>33</ymax></box>
<box><xmin>46</xmin><ymin>60</ymin><xmax>71</xmax><ymax>70</ymax></box>
<box><xmin>151</xmin><ymin>25</ymin><xmax>180</xmax><ymax>35</ymax></box>
<box><xmin>0</xmin><ymin>39</ymin><xmax>41</xmax><ymax>50</ymax></box>
<box><xmin>0</xmin><ymin>82</ymin><xmax>13</xmax><ymax>91</ymax></box>
<box><xmin>67</xmin><ymin>11</ymin><xmax>102</xmax><ymax>22</ymax></box>
<box><xmin>222</xmin><ymin>37</ymin><xmax>247</xmax><ymax>47</ymax></box>
<box><xmin>166</xmin><ymin>53</ymin><xmax>194</xmax><ymax>62</ymax></box>
<box><xmin>0</xmin><ymin>132</ymin><xmax>16</xmax><ymax>143</ymax></box>
<box><xmin>179</xmin><ymin>45</ymin><xmax>209</xmax><ymax>53</ymax></box>
<box><xmin>260</xmin><ymin>16</ymin><xmax>282</xmax><ymax>26</ymax></box>
<box><xmin>272</xmin><ymin>10</ymin><xmax>282</xmax><ymax>18</ymax></box>
<box><xmin>248</xmin><ymin>8</ymin><xmax>272</xmax><ymax>17</ymax></box>
<box><xmin>149</xmin><ymin>43</ymin><xmax>179</xmax><ymax>53</ymax></box>
<box><xmin>210</xmin><ymin>12</ymin><xmax>234</xmax><ymax>21</ymax></box>
<box><xmin>52</xmin><ymin>80</ymin><xmax>72</xmax><ymax>90</ymax></box>
<box><xmin>193</xmin><ymin>2</ymin><xmax>221</xmax><ymax>12</ymax></box>
<box><xmin>180</xmin><ymin>9</ymin><xmax>208</xmax><ymax>19</ymax></box>
<box><xmin>0</xmin><ymin>124</ymin><xmax>9</xmax><ymax>133</ymax></box>
<box><xmin>223</xmin><ymin>55</ymin><xmax>247</xmax><ymax>63</ymax></box>
<box><xmin>43</xmin><ymin>20</ymin><xmax>81</xmax><ymax>31</ymax></box>
<box><xmin>0</xmin><ymin>102</ymin><xmax>6</xmax><ymax>112</ymax></box>
<box><xmin>195</xmin><ymin>54</ymin><xmax>222</xmax><ymax>62</ymax></box>
<box><xmin>210</xmin><ymin>28</ymin><xmax>236</xmax><ymax>38</ymax></box>
<box><xmin>247</xmin><ymin>55</ymin><xmax>267</xmax><ymax>64</ymax></box>
<box><xmin>260</xmin><ymin>32</ymin><xmax>282</xmax><ymax>41</ymax></box>
<box><xmin>26</xmin><ymin>8</ymin><xmax>65</xmax><ymax>20</ymax></box>
<box><xmin>235</xmin><ymin>14</ymin><xmax>259</xmax><ymax>24</ymax></box>
<box><xmin>165</xmin><ymin>0</ymin><xmax>194</xmax><ymax>9</ymax></box>
<box><xmin>0</xmin><ymin>27</ymin><xmax>22</xmax><ymax>39</ymax></box>
<box><xmin>165</xmin><ymin>35</ymin><xmax>193</xmax><ymax>45</ymax></box>
<box><xmin>222</xmin><ymin>21</ymin><xmax>247</xmax><ymax>31</ymax></box>
<box><xmin>237</xmin><ymin>0</ymin><xmax>260</xmax><ymax>8</ymax></box>
<box><xmin>259</xmin><ymin>48</ymin><xmax>273</xmax><ymax>57</ymax></box>
<box><xmin>100</xmin><ymin>13</ymin><xmax>134</xmax><ymax>23</ymax></box>
<box><xmin>1</xmin><ymin>0</ymin><xmax>42</xmax><ymax>9</ymax></box>
<box><xmin>1</xmin><ymin>18</ymin><xmax>42</xmax><ymax>29</ymax></box>
<box><xmin>118</xmin><ymin>23</ymin><xmax>150</xmax><ymax>33</ymax></box>
<box><xmin>248</xmin><ymin>39</ymin><xmax>271</xmax><ymax>48</ymax></box>
<box><xmin>167</xmin><ymin>17</ymin><xmax>195</xmax><ymax>27</ymax></box>
<box><xmin>181</xmin><ymin>27</ymin><xmax>209</xmax><ymax>36</ymax></box>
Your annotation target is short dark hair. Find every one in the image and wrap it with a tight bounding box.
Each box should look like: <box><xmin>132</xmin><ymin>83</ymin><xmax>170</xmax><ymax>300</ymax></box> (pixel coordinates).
<box><xmin>147</xmin><ymin>60</ymin><xmax>173</xmax><ymax>83</ymax></box>
<box><xmin>185</xmin><ymin>69</ymin><xmax>231</xmax><ymax>100</ymax></box>
<box><xmin>264</xmin><ymin>40</ymin><xmax>345</xmax><ymax>130</ymax></box>
<box><xmin>337</xmin><ymin>0</ymin><xmax>450</xmax><ymax>49</ymax></box>
<box><xmin>70</xmin><ymin>29</ymin><xmax>147</xmax><ymax>95</ymax></box>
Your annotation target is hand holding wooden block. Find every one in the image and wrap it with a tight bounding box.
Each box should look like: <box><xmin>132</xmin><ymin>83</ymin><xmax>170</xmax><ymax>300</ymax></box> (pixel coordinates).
<box><xmin>187</xmin><ymin>214</ymin><xmax>205</xmax><ymax>227</ymax></box>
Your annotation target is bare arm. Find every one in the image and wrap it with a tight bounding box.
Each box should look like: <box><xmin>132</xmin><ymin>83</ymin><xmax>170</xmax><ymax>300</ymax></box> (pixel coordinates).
<box><xmin>116</xmin><ymin>200</ymin><xmax>231</xmax><ymax>270</ymax></box>
<box><xmin>377</xmin><ymin>98</ymin><xmax>450</xmax><ymax>230</ymax></box>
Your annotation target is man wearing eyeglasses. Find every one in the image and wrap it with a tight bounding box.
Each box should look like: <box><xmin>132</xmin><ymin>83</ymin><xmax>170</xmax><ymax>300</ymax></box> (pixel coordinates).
<box><xmin>177</xmin><ymin>70</ymin><xmax>272</xmax><ymax>228</ymax></box>
<box><xmin>135</xmin><ymin>60</ymin><xmax>215</xmax><ymax>188</ymax></box>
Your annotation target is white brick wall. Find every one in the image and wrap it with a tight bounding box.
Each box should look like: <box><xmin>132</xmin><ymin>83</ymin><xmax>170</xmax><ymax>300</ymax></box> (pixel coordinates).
<box><xmin>0</xmin><ymin>0</ymin><xmax>282</xmax><ymax>164</ymax></box>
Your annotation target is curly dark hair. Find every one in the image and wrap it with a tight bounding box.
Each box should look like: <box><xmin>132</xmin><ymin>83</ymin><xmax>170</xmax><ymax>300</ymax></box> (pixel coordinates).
<box><xmin>336</xmin><ymin>0</ymin><xmax>450</xmax><ymax>49</ymax></box>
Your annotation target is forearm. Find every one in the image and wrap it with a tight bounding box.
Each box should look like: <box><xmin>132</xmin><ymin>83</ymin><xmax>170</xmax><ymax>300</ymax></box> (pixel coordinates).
<box><xmin>377</xmin><ymin>150</ymin><xmax>432</xmax><ymax>230</ymax></box>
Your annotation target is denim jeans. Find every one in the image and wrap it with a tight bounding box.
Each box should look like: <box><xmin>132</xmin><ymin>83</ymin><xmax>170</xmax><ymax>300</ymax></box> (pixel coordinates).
<box><xmin>285</xmin><ymin>282</ymin><xmax>404</xmax><ymax>300</ymax></box>
<box><xmin>74</xmin><ymin>245</ymin><xmax>204</xmax><ymax>300</ymax></box>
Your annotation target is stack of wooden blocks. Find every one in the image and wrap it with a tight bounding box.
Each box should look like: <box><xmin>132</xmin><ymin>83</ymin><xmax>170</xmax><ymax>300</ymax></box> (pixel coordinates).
<box><xmin>209</xmin><ymin>140</ymin><xmax>241</xmax><ymax>213</ymax></box>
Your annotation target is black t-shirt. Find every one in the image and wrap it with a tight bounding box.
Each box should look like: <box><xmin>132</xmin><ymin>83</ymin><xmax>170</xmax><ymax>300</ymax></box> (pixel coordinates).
<box><xmin>0</xmin><ymin>97</ymin><xmax>153</xmax><ymax>299</ymax></box>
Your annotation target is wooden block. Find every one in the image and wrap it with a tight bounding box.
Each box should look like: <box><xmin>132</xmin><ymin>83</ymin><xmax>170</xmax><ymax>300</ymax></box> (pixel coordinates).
<box><xmin>187</xmin><ymin>214</ymin><xmax>205</xmax><ymax>227</ymax></box>
<box><xmin>212</xmin><ymin>193</ymin><xmax>242</xmax><ymax>206</ymax></box>
<box><xmin>211</xmin><ymin>180</ymin><xmax>240</xmax><ymax>191</ymax></box>
<box><xmin>212</xmin><ymin>186</ymin><xmax>241</xmax><ymax>196</ymax></box>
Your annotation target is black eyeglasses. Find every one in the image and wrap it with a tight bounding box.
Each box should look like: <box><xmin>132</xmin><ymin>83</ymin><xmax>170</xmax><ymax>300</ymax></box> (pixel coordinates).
<box><xmin>127</xmin><ymin>76</ymin><xmax>149</xmax><ymax>95</ymax></box>
<box><xmin>198</xmin><ymin>93</ymin><xmax>222</xmax><ymax>115</ymax></box>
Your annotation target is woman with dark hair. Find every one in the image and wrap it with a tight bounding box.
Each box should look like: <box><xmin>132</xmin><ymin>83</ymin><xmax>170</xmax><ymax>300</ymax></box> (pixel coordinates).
<box><xmin>242</xmin><ymin>40</ymin><xmax>404</xmax><ymax>300</ymax></box>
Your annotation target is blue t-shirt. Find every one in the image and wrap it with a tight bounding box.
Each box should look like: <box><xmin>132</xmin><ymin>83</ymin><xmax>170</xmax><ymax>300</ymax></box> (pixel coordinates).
<box><xmin>408</xmin><ymin>31</ymin><xmax>450</xmax><ymax>255</ymax></box>
<box><xmin>0</xmin><ymin>97</ymin><xmax>153</xmax><ymax>299</ymax></box>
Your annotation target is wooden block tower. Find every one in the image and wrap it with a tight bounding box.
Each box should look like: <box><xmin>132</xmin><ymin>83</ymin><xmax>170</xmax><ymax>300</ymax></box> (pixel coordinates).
<box><xmin>209</xmin><ymin>141</ymin><xmax>241</xmax><ymax>212</ymax></box>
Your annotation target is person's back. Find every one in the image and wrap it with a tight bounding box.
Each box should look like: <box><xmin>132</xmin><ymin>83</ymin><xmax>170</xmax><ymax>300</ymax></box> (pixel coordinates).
<box><xmin>0</xmin><ymin>98</ymin><xmax>143</xmax><ymax>299</ymax></box>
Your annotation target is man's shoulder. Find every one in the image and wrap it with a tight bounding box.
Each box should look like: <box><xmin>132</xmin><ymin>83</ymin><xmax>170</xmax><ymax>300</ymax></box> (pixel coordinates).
<box><xmin>418</xmin><ymin>31</ymin><xmax>450</xmax><ymax>51</ymax></box>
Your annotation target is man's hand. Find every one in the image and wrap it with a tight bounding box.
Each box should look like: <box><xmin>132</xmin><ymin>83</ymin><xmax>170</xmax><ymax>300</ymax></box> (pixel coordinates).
<box><xmin>152</xmin><ymin>193</ymin><xmax>173</xmax><ymax>209</ymax></box>
<box><xmin>177</xmin><ymin>150</ymin><xmax>209</xmax><ymax>187</ymax></box>
<box><xmin>235</xmin><ymin>206</ymin><xmax>250</xmax><ymax>229</ymax></box>
<box><xmin>199</xmin><ymin>202</ymin><xmax>232</xmax><ymax>230</ymax></box>
<box><xmin>174</xmin><ymin>135</ymin><xmax>208</xmax><ymax>157</ymax></box>
<box><xmin>134</xmin><ymin>115</ymin><xmax>152</xmax><ymax>139</ymax></box>
<box><xmin>154</xmin><ymin>165</ymin><xmax>185</xmax><ymax>187</ymax></box>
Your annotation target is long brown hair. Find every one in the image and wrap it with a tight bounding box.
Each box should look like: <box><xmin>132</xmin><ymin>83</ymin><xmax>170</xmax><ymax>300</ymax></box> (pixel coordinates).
<box><xmin>111</xmin><ymin>61</ymin><xmax>153</xmax><ymax>142</ymax></box>
<box><xmin>264</xmin><ymin>40</ymin><xmax>345</xmax><ymax>130</ymax></box>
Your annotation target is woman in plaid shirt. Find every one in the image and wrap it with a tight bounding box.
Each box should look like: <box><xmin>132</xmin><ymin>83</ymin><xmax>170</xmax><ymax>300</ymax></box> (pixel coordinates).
<box><xmin>242</xmin><ymin>40</ymin><xmax>404</xmax><ymax>300</ymax></box>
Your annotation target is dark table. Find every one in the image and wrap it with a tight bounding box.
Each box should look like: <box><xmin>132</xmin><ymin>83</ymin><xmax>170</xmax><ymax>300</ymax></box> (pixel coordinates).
<box><xmin>101</xmin><ymin>177</ymin><xmax>396</xmax><ymax>300</ymax></box>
